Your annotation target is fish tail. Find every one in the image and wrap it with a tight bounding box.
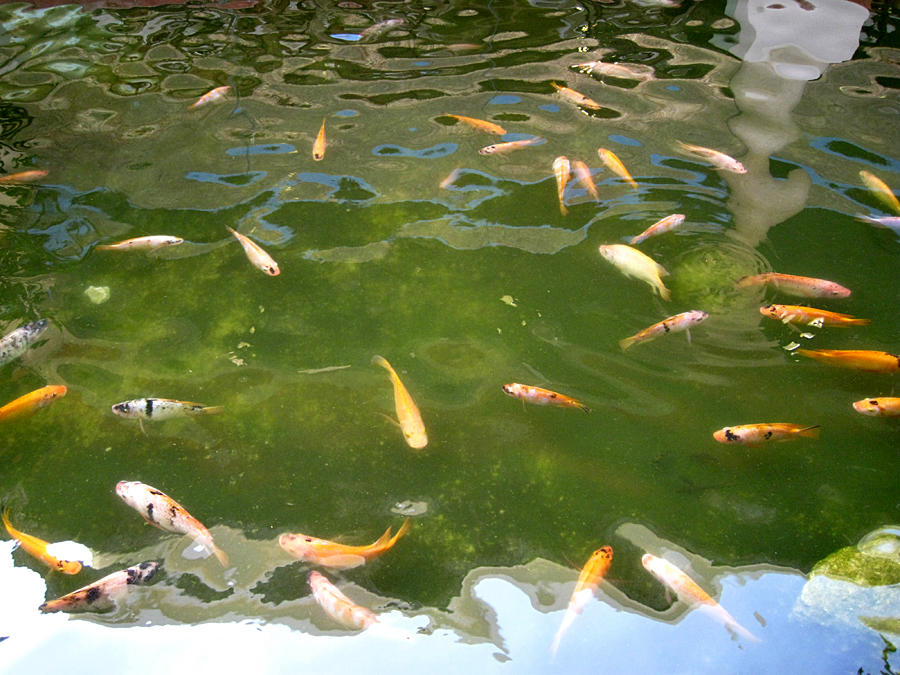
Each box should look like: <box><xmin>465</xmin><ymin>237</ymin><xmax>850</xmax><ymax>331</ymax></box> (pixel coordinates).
<box><xmin>796</xmin><ymin>425</ymin><xmax>820</xmax><ymax>439</ymax></box>
<box><xmin>847</xmin><ymin>318</ymin><xmax>872</xmax><ymax>326</ymax></box>
<box><xmin>371</xmin><ymin>354</ymin><xmax>393</xmax><ymax>375</ymax></box>
<box><xmin>619</xmin><ymin>336</ymin><xmax>637</xmax><ymax>352</ymax></box>
<box><xmin>212</xmin><ymin>544</ymin><xmax>230</xmax><ymax>568</ymax></box>
<box><xmin>199</xmin><ymin>405</ymin><xmax>225</xmax><ymax>416</ymax></box>
<box><xmin>392</xmin><ymin>517</ymin><xmax>412</xmax><ymax>544</ymax></box>
<box><xmin>628</xmin><ymin>235</ymin><xmax>642</xmax><ymax>245</ymax></box>
<box><xmin>95</xmin><ymin>244</ymin><xmax>113</xmax><ymax>251</ymax></box>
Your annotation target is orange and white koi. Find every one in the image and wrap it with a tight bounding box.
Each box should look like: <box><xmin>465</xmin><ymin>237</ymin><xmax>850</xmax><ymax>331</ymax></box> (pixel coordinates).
<box><xmin>551</xmin><ymin>546</ymin><xmax>613</xmax><ymax>655</ymax></box>
<box><xmin>860</xmin><ymin>170</ymin><xmax>900</xmax><ymax>215</ymax></box>
<box><xmin>551</xmin><ymin>83</ymin><xmax>602</xmax><ymax>110</ymax></box>
<box><xmin>641</xmin><ymin>553</ymin><xmax>760</xmax><ymax>642</ymax></box>
<box><xmin>575</xmin><ymin>60</ymin><xmax>654</xmax><ymax>82</ymax></box>
<box><xmin>795</xmin><ymin>349</ymin><xmax>900</xmax><ymax>373</ymax></box>
<box><xmin>227</xmin><ymin>226</ymin><xmax>280</xmax><ymax>276</ymax></box>
<box><xmin>571</xmin><ymin>160</ymin><xmax>599</xmax><ymax>202</ymax></box>
<box><xmin>444</xmin><ymin>114</ymin><xmax>506</xmax><ymax>136</ymax></box>
<box><xmin>39</xmin><ymin>561</ymin><xmax>158</xmax><ymax>613</ymax></box>
<box><xmin>478</xmin><ymin>137</ymin><xmax>544</xmax><ymax>155</ymax></box>
<box><xmin>737</xmin><ymin>273</ymin><xmax>851</xmax><ymax>299</ymax></box>
<box><xmin>629</xmin><ymin>214</ymin><xmax>685</xmax><ymax>245</ymax></box>
<box><xmin>96</xmin><ymin>235</ymin><xmax>184</xmax><ymax>252</ymax></box>
<box><xmin>852</xmin><ymin>397</ymin><xmax>900</xmax><ymax>417</ymax></box>
<box><xmin>619</xmin><ymin>310</ymin><xmax>708</xmax><ymax>351</ymax></box>
<box><xmin>713</xmin><ymin>423</ymin><xmax>820</xmax><ymax>445</ymax></box>
<box><xmin>2</xmin><ymin>507</ymin><xmax>82</xmax><ymax>574</ymax></box>
<box><xmin>0</xmin><ymin>385</ymin><xmax>66</xmax><ymax>423</ymax></box>
<box><xmin>313</xmin><ymin>117</ymin><xmax>327</xmax><ymax>161</ymax></box>
<box><xmin>116</xmin><ymin>481</ymin><xmax>229</xmax><ymax>567</ymax></box>
<box><xmin>597</xmin><ymin>148</ymin><xmax>638</xmax><ymax>189</ymax></box>
<box><xmin>501</xmin><ymin>383</ymin><xmax>590</xmax><ymax>412</ymax></box>
<box><xmin>279</xmin><ymin>518</ymin><xmax>411</xmax><ymax>570</ymax></box>
<box><xmin>675</xmin><ymin>141</ymin><xmax>747</xmax><ymax>174</ymax></box>
<box><xmin>372</xmin><ymin>355</ymin><xmax>428</xmax><ymax>449</ymax></box>
<box><xmin>308</xmin><ymin>571</ymin><xmax>379</xmax><ymax>630</ymax></box>
<box><xmin>0</xmin><ymin>170</ymin><xmax>48</xmax><ymax>183</ymax></box>
<box><xmin>111</xmin><ymin>398</ymin><xmax>223</xmax><ymax>421</ymax></box>
<box><xmin>760</xmin><ymin>305</ymin><xmax>870</xmax><ymax>327</ymax></box>
<box><xmin>0</xmin><ymin>319</ymin><xmax>48</xmax><ymax>367</ymax></box>
<box><xmin>189</xmin><ymin>85</ymin><xmax>231</xmax><ymax>109</ymax></box>
<box><xmin>552</xmin><ymin>156</ymin><xmax>570</xmax><ymax>215</ymax></box>
<box><xmin>598</xmin><ymin>244</ymin><xmax>670</xmax><ymax>300</ymax></box>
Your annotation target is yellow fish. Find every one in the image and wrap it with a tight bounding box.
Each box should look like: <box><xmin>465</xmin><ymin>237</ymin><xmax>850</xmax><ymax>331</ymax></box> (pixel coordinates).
<box><xmin>598</xmin><ymin>244</ymin><xmax>670</xmax><ymax>300</ymax></box>
<box><xmin>227</xmin><ymin>227</ymin><xmax>280</xmax><ymax>276</ymax></box>
<box><xmin>551</xmin><ymin>546</ymin><xmax>613</xmax><ymax>655</ymax></box>
<box><xmin>551</xmin><ymin>83</ymin><xmax>602</xmax><ymax>110</ymax></box>
<box><xmin>597</xmin><ymin>148</ymin><xmax>638</xmax><ymax>189</ymax></box>
<box><xmin>860</xmin><ymin>170</ymin><xmax>900</xmax><ymax>215</ymax></box>
<box><xmin>571</xmin><ymin>160</ymin><xmax>599</xmax><ymax>202</ymax></box>
<box><xmin>372</xmin><ymin>355</ymin><xmax>427</xmax><ymax>449</ymax></box>
<box><xmin>279</xmin><ymin>518</ymin><xmax>411</xmax><ymax>569</ymax></box>
<box><xmin>552</xmin><ymin>156</ymin><xmax>570</xmax><ymax>215</ymax></box>
<box><xmin>444</xmin><ymin>114</ymin><xmax>506</xmax><ymax>136</ymax></box>
<box><xmin>313</xmin><ymin>117</ymin><xmax>327</xmax><ymax>161</ymax></box>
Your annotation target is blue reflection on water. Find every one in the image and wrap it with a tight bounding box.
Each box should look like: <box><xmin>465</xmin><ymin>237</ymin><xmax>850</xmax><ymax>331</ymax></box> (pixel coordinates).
<box><xmin>609</xmin><ymin>134</ymin><xmax>642</xmax><ymax>147</ymax></box>
<box><xmin>335</xmin><ymin>109</ymin><xmax>358</xmax><ymax>117</ymax></box>
<box><xmin>489</xmin><ymin>95</ymin><xmax>521</xmax><ymax>105</ymax></box>
<box><xmin>372</xmin><ymin>143</ymin><xmax>457</xmax><ymax>159</ymax></box>
<box><xmin>330</xmin><ymin>33</ymin><xmax>362</xmax><ymax>42</ymax></box>
<box><xmin>185</xmin><ymin>171</ymin><xmax>267</xmax><ymax>187</ymax></box>
<box><xmin>539</xmin><ymin>104</ymin><xmax>560</xmax><ymax>112</ymax></box>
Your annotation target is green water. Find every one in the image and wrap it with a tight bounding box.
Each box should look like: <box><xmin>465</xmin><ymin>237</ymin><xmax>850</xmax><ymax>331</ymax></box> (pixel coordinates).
<box><xmin>0</xmin><ymin>0</ymin><xmax>898</xmax><ymax>672</ymax></box>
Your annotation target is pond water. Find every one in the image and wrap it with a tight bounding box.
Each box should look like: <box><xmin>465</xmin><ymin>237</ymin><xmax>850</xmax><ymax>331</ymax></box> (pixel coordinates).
<box><xmin>0</xmin><ymin>0</ymin><xmax>898</xmax><ymax>672</ymax></box>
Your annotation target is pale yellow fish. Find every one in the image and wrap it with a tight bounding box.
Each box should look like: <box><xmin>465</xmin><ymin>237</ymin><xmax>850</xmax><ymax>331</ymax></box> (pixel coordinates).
<box><xmin>575</xmin><ymin>60</ymin><xmax>654</xmax><ymax>82</ymax></box>
<box><xmin>96</xmin><ymin>236</ymin><xmax>184</xmax><ymax>252</ymax></box>
<box><xmin>859</xmin><ymin>170</ymin><xmax>900</xmax><ymax>215</ymax></box>
<box><xmin>313</xmin><ymin>118</ymin><xmax>327</xmax><ymax>161</ymax></box>
<box><xmin>597</xmin><ymin>148</ymin><xmax>638</xmax><ymax>189</ymax></box>
<box><xmin>226</xmin><ymin>227</ymin><xmax>280</xmax><ymax>276</ymax></box>
<box><xmin>440</xmin><ymin>168</ymin><xmax>462</xmax><ymax>189</ymax></box>
<box><xmin>675</xmin><ymin>141</ymin><xmax>746</xmax><ymax>174</ymax></box>
<box><xmin>571</xmin><ymin>160</ymin><xmax>599</xmax><ymax>202</ymax></box>
<box><xmin>479</xmin><ymin>137</ymin><xmax>544</xmax><ymax>155</ymax></box>
<box><xmin>629</xmin><ymin>214</ymin><xmax>685</xmax><ymax>245</ymax></box>
<box><xmin>598</xmin><ymin>244</ymin><xmax>670</xmax><ymax>300</ymax></box>
<box><xmin>444</xmin><ymin>114</ymin><xmax>506</xmax><ymax>136</ymax></box>
<box><xmin>189</xmin><ymin>85</ymin><xmax>231</xmax><ymax>109</ymax></box>
<box><xmin>552</xmin><ymin>156</ymin><xmax>570</xmax><ymax>215</ymax></box>
<box><xmin>372</xmin><ymin>355</ymin><xmax>427</xmax><ymax>449</ymax></box>
<box><xmin>551</xmin><ymin>83</ymin><xmax>602</xmax><ymax>110</ymax></box>
<box><xmin>308</xmin><ymin>571</ymin><xmax>378</xmax><ymax>630</ymax></box>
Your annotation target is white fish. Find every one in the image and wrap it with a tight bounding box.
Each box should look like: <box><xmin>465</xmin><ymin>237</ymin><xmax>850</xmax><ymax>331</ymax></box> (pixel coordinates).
<box><xmin>675</xmin><ymin>141</ymin><xmax>747</xmax><ymax>174</ymax></box>
<box><xmin>598</xmin><ymin>244</ymin><xmax>670</xmax><ymax>300</ymax></box>
<box><xmin>0</xmin><ymin>319</ymin><xmax>48</xmax><ymax>367</ymax></box>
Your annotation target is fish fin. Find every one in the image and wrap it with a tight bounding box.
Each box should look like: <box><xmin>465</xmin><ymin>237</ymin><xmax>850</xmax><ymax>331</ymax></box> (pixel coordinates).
<box><xmin>655</xmin><ymin>262</ymin><xmax>670</xmax><ymax>277</ymax></box>
<box><xmin>212</xmin><ymin>544</ymin><xmax>230</xmax><ymax>568</ymax></box>
<box><xmin>198</xmin><ymin>405</ymin><xmax>224</xmax><ymax>416</ymax></box>
<box><xmin>658</xmin><ymin>282</ymin><xmax>672</xmax><ymax>302</ymax></box>
<box><xmin>95</xmin><ymin>244</ymin><xmax>113</xmax><ymax>251</ymax></box>
<box><xmin>377</xmin><ymin>412</ymin><xmax>401</xmax><ymax>428</ymax></box>
<box><xmin>796</xmin><ymin>425</ymin><xmax>820</xmax><ymax>440</ymax></box>
<box><xmin>373</xmin><ymin>525</ymin><xmax>394</xmax><ymax>547</ymax></box>
<box><xmin>320</xmin><ymin>553</ymin><xmax>366</xmax><ymax>569</ymax></box>
<box><xmin>849</xmin><ymin>318</ymin><xmax>872</xmax><ymax>326</ymax></box>
<box><xmin>560</xmin><ymin>203</ymin><xmax>568</xmax><ymax>216</ymax></box>
<box><xmin>390</xmin><ymin>517</ymin><xmax>412</xmax><ymax>546</ymax></box>
<box><xmin>619</xmin><ymin>336</ymin><xmax>636</xmax><ymax>351</ymax></box>
<box><xmin>579</xmin><ymin>403</ymin><xmax>591</xmax><ymax>413</ymax></box>
<box><xmin>138</xmin><ymin>418</ymin><xmax>146</xmax><ymax>435</ymax></box>
<box><xmin>371</xmin><ymin>354</ymin><xmax>390</xmax><ymax>371</ymax></box>
<box><xmin>685</xmin><ymin>328</ymin><xmax>692</xmax><ymax>346</ymax></box>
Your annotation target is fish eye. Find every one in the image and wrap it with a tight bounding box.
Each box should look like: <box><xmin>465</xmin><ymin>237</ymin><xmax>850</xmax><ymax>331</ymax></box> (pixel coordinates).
<box><xmin>305</xmin><ymin>537</ymin><xmax>312</xmax><ymax>542</ymax></box>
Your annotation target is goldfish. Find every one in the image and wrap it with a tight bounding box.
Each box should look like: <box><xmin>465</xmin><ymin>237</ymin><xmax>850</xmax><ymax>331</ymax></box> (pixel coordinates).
<box><xmin>116</xmin><ymin>481</ymin><xmax>229</xmax><ymax>567</ymax></box>
<box><xmin>795</xmin><ymin>349</ymin><xmax>900</xmax><ymax>373</ymax></box>
<box><xmin>478</xmin><ymin>137</ymin><xmax>544</xmax><ymax>155</ymax></box>
<box><xmin>444</xmin><ymin>114</ymin><xmax>506</xmax><ymax>136</ymax></box>
<box><xmin>736</xmin><ymin>273</ymin><xmax>851</xmax><ymax>299</ymax></box>
<box><xmin>0</xmin><ymin>319</ymin><xmax>48</xmax><ymax>367</ymax></box>
<box><xmin>501</xmin><ymin>383</ymin><xmax>590</xmax><ymax>412</ymax></box>
<box><xmin>313</xmin><ymin>117</ymin><xmax>327</xmax><ymax>161</ymax></box>
<box><xmin>641</xmin><ymin>553</ymin><xmax>760</xmax><ymax>642</ymax></box>
<box><xmin>2</xmin><ymin>507</ymin><xmax>82</xmax><ymax>574</ymax></box>
<box><xmin>551</xmin><ymin>546</ymin><xmax>613</xmax><ymax>655</ymax></box>
<box><xmin>39</xmin><ymin>561</ymin><xmax>158</xmax><ymax>613</ymax></box>
<box><xmin>629</xmin><ymin>214</ymin><xmax>685</xmax><ymax>245</ymax></box>
<box><xmin>760</xmin><ymin>305</ymin><xmax>870</xmax><ymax>327</ymax></box>
<box><xmin>598</xmin><ymin>244</ymin><xmax>670</xmax><ymax>300</ymax></box>
<box><xmin>575</xmin><ymin>60</ymin><xmax>654</xmax><ymax>82</ymax></box>
<box><xmin>0</xmin><ymin>169</ymin><xmax>48</xmax><ymax>183</ymax></box>
<box><xmin>189</xmin><ymin>85</ymin><xmax>231</xmax><ymax>109</ymax></box>
<box><xmin>308</xmin><ymin>571</ymin><xmax>379</xmax><ymax>630</ymax></box>
<box><xmin>619</xmin><ymin>310</ymin><xmax>708</xmax><ymax>351</ymax></box>
<box><xmin>571</xmin><ymin>160</ymin><xmax>599</xmax><ymax>202</ymax></box>
<box><xmin>279</xmin><ymin>518</ymin><xmax>411</xmax><ymax>569</ymax></box>
<box><xmin>852</xmin><ymin>397</ymin><xmax>900</xmax><ymax>417</ymax></box>
<box><xmin>372</xmin><ymin>355</ymin><xmax>427</xmax><ymax>449</ymax></box>
<box><xmin>227</xmin><ymin>226</ymin><xmax>280</xmax><ymax>276</ymax></box>
<box><xmin>551</xmin><ymin>83</ymin><xmax>602</xmax><ymax>110</ymax></box>
<box><xmin>96</xmin><ymin>235</ymin><xmax>184</xmax><ymax>252</ymax></box>
<box><xmin>0</xmin><ymin>385</ymin><xmax>66</xmax><ymax>423</ymax></box>
<box><xmin>675</xmin><ymin>141</ymin><xmax>747</xmax><ymax>174</ymax></box>
<box><xmin>859</xmin><ymin>170</ymin><xmax>900</xmax><ymax>215</ymax></box>
<box><xmin>552</xmin><ymin>156</ymin><xmax>571</xmax><ymax>215</ymax></box>
<box><xmin>597</xmin><ymin>148</ymin><xmax>638</xmax><ymax>189</ymax></box>
<box><xmin>713</xmin><ymin>423</ymin><xmax>820</xmax><ymax>445</ymax></box>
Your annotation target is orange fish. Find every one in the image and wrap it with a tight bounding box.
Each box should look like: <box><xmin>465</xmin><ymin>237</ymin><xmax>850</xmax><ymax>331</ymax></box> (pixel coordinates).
<box><xmin>313</xmin><ymin>117</ymin><xmax>327</xmax><ymax>161</ymax></box>
<box><xmin>444</xmin><ymin>114</ymin><xmax>506</xmax><ymax>136</ymax></box>
<box><xmin>852</xmin><ymin>397</ymin><xmax>900</xmax><ymax>417</ymax></box>
<box><xmin>737</xmin><ymin>273</ymin><xmax>851</xmax><ymax>299</ymax></box>
<box><xmin>279</xmin><ymin>518</ymin><xmax>411</xmax><ymax>569</ymax></box>
<box><xmin>551</xmin><ymin>546</ymin><xmax>613</xmax><ymax>655</ymax></box>
<box><xmin>629</xmin><ymin>214</ymin><xmax>685</xmax><ymax>245</ymax></box>
<box><xmin>2</xmin><ymin>507</ymin><xmax>82</xmax><ymax>574</ymax></box>
<box><xmin>713</xmin><ymin>423</ymin><xmax>820</xmax><ymax>445</ymax></box>
<box><xmin>551</xmin><ymin>83</ymin><xmax>602</xmax><ymax>110</ymax></box>
<box><xmin>478</xmin><ymin>137</ymin><xmax>544</xmax><ymax>155</ymax></box>
<box><xmin>597</xmin><ymin>148</ymin><xmax>638</xmax><ymax>189</ymax></box>
<box><xmin>189</xmin><ymin>85</ymin><xmax>231</xmax><ymax>109</ymax></box>
<box><xmin>308</xmin><ymin>571</ymin><xmax>379</xmax><ymax>630</ymax></box>
<box><xmin>571</xmin><ymin>160</ymin><xmax>599</xmax><ymax>202</ymax></box>
<box><xmin>619</xmin><ymin>310</ymin><xmax>708</xmax><ymax>351</ymax></box>
<box><xmin>760</xmin><ymin>305</ymin><xmax>870</xmax><ymax>327</ymax></box>
<box><xmin>372</xmin><ymin>355</ymin><xmax>427</xmax><ymax>449</ymax></box>
<box><xmin>0</xmin><ymin>385</ymin><xmax>66</xmax><ymax>423</ymax></box>
<box><xmin>501</xmin><ymin>383</ymin><xmax>590</xmax><ymax>412</ymax></box>
<box><xmin>227</xmin><ymin>226</ymin><xmax>280</xmax><ymax>276</ymax></box>
<box><xmin>795</xmin><ymin>349</ymin><xmax>899</xmax><ymax>373</ymax></box>
<box><xmin>552</xmin><ymin>156</ymin><xmax>570</xmax><ymax>215</ymax></box>
<box><xmin>0</xmin><ymin>170</ymin><xmax>48</xmax><ymax>183</ymax></box>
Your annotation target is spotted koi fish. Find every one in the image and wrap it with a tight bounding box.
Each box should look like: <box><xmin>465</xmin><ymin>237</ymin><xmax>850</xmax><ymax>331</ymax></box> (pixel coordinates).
<box><xmin>760</xmin><ymin>305</ymin><xmax>869</xmax><ymax>327</ymax></box>
<box><xmin>0</xmin><ymin>319</ymin><xmax>48</xmax><ymax>367</ymax></box>
<box><xmin>0</xmin><ymin>385</ymin><xmax>66</xmax><ymax>423</ymax></box>
<box><xmin>111</xmin><ymin>398</ymin><xmax>223</xmax><ymax>422</ymax></box>
<box><xmin>619</xmin><ymin>310</ymin><xmax>708</xmax><ymax>351</ymax></box>
<box><xmin>39</xmin><ymin>561</ymin><xmax>159</xmax><ymax>613</ymax></box>
<box><xmin>279</xmin><ymin>518</ymin><xmax>411</xmax><ymax>569</ymax></box>
<box><xmin>551</xmin><ymin>546</ymin><xmax>613</xmax><ymax>655</ymax></box>
<box><xmin>795</xmin><ymin>349</ymin><xmax>900</xmax><ymax>373</ymax></box>
<box><xmin>2</xmin><ymin>506</ymin><xmax>82</xmax><ymax>574</ymax></box>
<box><xmin>713</xmin><ymin>423</ymin><xmax>820</xmax><ymax>445</ymax></box>
<box><xmin>852</xmin><ymin>397</ymin><xmax>900</xmax><ymax>417</ymax></box>
<box><xmin>501</xmin><ymin>383</ymin><xmax>590</xmax><ymax>412</ymax></box>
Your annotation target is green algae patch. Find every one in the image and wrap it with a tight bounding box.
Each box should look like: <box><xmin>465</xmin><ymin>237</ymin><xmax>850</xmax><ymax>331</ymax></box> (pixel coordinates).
<box><xmin>811</xmin><ymin>546</ymin><xmax>900</xmax><ymax>587</ymax></box>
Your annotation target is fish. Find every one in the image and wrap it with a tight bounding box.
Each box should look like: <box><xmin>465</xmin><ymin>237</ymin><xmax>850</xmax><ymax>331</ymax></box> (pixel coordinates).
<box><xmin>95</xmin><ymin>235</ymin><xmax>184</xmax><ymax>252</ymax></box>
<box><xmin>551</xmin><ymin>546</ymin><xmax>613</xmax><ymax>655</ymax></box>
<box><xmin>859</xmin><ymin>170</ymin><xmax>900</xmax><ymax>215</ymax></box>
<box><xmin>571</xmin><ymin>160</ymin><xmax>599</xmax><ymax>202</ymax></box>
<box><xmin>713</xmin><ymin>423</ymin><xmax>820</xmax><ymax>445</ymax></box>
<box><xmin>0</xmin><ymin>385</ymin><xmax>66</xmax><ymax>423</ymax></box>
<box><xmin>856</xmin><ymin>214</ymin><xmax>900</xmax><ymax>231</ymax></box>
<box><xmin>795</xmin><ymin>349</ymin><xmax>900</xmax><ymax>373</ymax></box>
<box><xmin>0</xmin><ymin>319</ymin><xmax>49</xmax><ymax>367</ymax></box>
<box><xmin>189</xmin><ymin>85</ymin><xmax>231</xmax><ymax>109</ymax></box>
<box><xmin>0</xmin><ymin>170</ymin><xmax>48</xmax><ymax>183</ymax></box>
<box><xmin>597</xmin><ymin>148</ymin><xmax>638</xmax><ymax>189</ymax></box>
<box><xmin>227</xmin><ymin>226</ymin><xmax>280</xmax><ymax>276</ymax></box>
<box><xmin>552</xmin><ymin>156</ymin><xmax>571</xmax><ymax>215</ymax></box>
<box><xmin>575</xmin><ymin>60</ymin><xmax>654</xmax><ymax>82</ymax></box>
<box><xmin>759</xmin><ymin>305</ymin><xmax>870</xmax><ymax>327</ymax></box>
<box><xmin>308</xmin><ymin>571</ymin><xmax>379</xmax><ymax>630</ymax></box>
<box><xmin>360</xmin><ymin>18</ymin><xmax>404</xmax><ymax>39</ymax></box>
<box><xmin>2</xmin><ymin>507</ymin><xmax>82</xmax><ymax>574</ymax></box>
<box><xmin>439</xmin><ymin>168</ymin><xmax>462</xmax><ymax>189</ymax></box>
<box><xmin>111</xmin><ymin>398</ymin><xmax>224</xmax><ymax>421</ymax></box>
<box><xmin>444</xmin><ymin>114</ymin><xmax>506</xmax><ymax>136</ymax></box>
<box><xmin>619</xmin><ymin>310</ymin><xmax>708</xmax><ymax>351</ymax></box>
<box><xmin>39</xmin><ymin>561</ymin><xmax>159</xmax><ymax>613</ymax></box>
<box><xmin>478</xmin><ymin>137</ymin><xmax>544</xmax><ymax>155</ymax></box>
<box><xmin>501</xmin><ymin>383</ymin><xmax>590</xmax><ymax>412</ymax></box>
<box><xmin>598</xmin><ymin>244</ymin><xmax>671</xmax><ymax>300</ymax></box>
<box><xmin>675</xmin><ymin>141</ymin><xmax>747</xmax><ymax>174</ymax></box>
<box><xmin>115</xmin><ymin>481</ymin><xmax>229</xmax><ymax>567</ymax></box>
<box><xmin>736</xmin><ymin>273</ymin><xmax>851</xmax><ymax>299</ymax></box>
<box><xmin>551</xmin><ymin>83</ymin><xmax>602</xmax><ymax>110</ymax></box>
<box><xmin>641</xmin><ymin>553</ymin><xmax>760</xmax><ymax>642</ymax></box>
<box><xmin>313</xmin><ymin>117</ymin><xmax>327</xmax><ymax>161</ymax></box>
<box><xmin>629</xmin><ymin>214</ymin><xmax>685</xmax><ymax>245</ymax></box>
<box><xmin>372</xmin><ymin>355</ymin><xmax>427</xmax><ymax>449</ymax></box>
<box><xmin>279</xmin><ymin>518</ymin><xmax>411</xmax><ymax>569</ymax></box>
<box><xmin>852</xmin><ymin>397</ymin><xmax>900</xmax><ymax>417</ymax></box>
